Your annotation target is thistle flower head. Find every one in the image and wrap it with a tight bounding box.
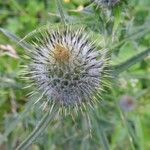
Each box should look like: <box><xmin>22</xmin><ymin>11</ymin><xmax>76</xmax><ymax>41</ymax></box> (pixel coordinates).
<box><xmin>26</xmin><ymin>26</ymin><xmax>108</xmax><ymax>108</ymax></box>
<box><xmin>92</xmin><ymin>0</ymin><xmax>120</xmax><ymax>8</ymax></box>
<box><xmin>119</xmin><ymin>95</ymin><xmax>136</xmax><ymax>112</ymax></box>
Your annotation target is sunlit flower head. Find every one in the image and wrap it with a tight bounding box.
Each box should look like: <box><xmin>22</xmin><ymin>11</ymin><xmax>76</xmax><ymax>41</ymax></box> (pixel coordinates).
<box><xmin>26</xmin><ymin>26</ymin><xmax>108</xmax><ymax>108</ymax></box>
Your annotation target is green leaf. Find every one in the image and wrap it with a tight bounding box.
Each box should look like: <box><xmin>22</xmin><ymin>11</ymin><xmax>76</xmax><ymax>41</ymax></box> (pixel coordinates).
<box><xmin>0</xmin><ymin>28</ymin><xmax>34</xmax><ymax>51</ymax></box>
<box><xmin>112</xmin><ymin>48</ymin><xmax>150</xmax><ymax>76</ymax></box>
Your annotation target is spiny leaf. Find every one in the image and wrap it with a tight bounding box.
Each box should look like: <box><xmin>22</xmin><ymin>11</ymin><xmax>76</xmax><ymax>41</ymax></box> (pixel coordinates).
<box><xmin>0</xmin><ymin>28</ymin><xmax>34</xmax><ymax>51</ymax></box>
<box><xmin>112</xmin><ymin>48</ymin><xmax>150</xmax><ymax>76</ymax></box>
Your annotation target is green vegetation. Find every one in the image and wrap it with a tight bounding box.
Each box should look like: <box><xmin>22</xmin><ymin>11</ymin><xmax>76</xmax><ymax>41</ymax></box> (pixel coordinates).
<box><xmin>0</xmin><ymin>0</ymin><xmax>150</xmax><ymax>150</ymax></box>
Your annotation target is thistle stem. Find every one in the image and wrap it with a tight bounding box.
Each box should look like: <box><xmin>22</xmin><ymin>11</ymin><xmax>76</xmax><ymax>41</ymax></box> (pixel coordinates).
<box><xmin>56</xmin><ymin>0</ymin><xmax>66</xmax><ymax>25</ymax></box>
<box><xmin>16</xmin><ymin>105</ymin><xmax>57</xmax><ymax>150</ymax></box>
<box><xmin>98</xmin><ymin>125</ymin><xmax>110</xmax><ymax>150</ymax></box>
<box><xmin>115</xmin><ymin>100</ymin><xmax>136</xmax><ymax>150</ymax></box>
<box><xmin>91</xmin><ymin>109</ymin><xmax>110</xmax><ymax>150</ymax></box>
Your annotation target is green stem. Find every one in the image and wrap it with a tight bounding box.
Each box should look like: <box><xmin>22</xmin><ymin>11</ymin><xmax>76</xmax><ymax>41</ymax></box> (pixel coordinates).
<box><xmin>118</xmin><ymin>107</ymin><xmax>136</xmax><ymax>150</ymax></box>
<box><xmin>16</xmin><ymin>105</ymin><xmax>57</xmax><ymax>150</ymax></box>
<box><xmin>56</xmin><ymin>0</ymin><xmax>66</xmax><ymax>25</ymax></box>
<box><xmin>112</xmin><ymin>48</ymin><xmax>150</xmax><ymax>76</ymax></box>
<box><xmin>111</xmin><ymin>90</ymin><xmax>136</xmax><ymax>150</ymax></box>
<box><xmin>99</xmin><ymin>125</ymin><xmax>110</xmax><ymax>150</ymax></box>
<box><xmin>91</xmin><ymin>109</ymin><xmax>110</xmax><ymax>150</ymax></box>
<box><xmin>43</xmin><ymin>0</ymin><xmax>48</xmax><ymax>10</ymax></box>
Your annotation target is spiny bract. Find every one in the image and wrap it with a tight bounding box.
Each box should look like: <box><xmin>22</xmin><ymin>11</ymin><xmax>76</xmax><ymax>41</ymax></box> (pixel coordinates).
<box><xmin>27</xmin><ymin>26</ymin><xmax>107</xmax><ymax>107</ymax></box>
<box><xmin>92</xmin><ymin>0</ymin><xmax>119</xmax><ymax>8</ymax></box>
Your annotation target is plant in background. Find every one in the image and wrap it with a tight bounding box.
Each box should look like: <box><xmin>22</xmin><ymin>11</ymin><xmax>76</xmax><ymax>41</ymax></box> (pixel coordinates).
<box><xmin>119</xmin><ymin>95</ymin><xmax>136</xmax><ymax>112</ymax></box>
<box><xmin>91</xmin><ymin>0</ymin><xmax>120</xmax><ymax>8</ymax></box>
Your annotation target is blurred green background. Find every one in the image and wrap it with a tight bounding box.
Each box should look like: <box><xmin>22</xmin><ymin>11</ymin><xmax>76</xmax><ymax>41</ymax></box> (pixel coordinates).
<box><xmin>0</xmin><ymin>0</ymin><xmax>150</xmax><ymax>150</ymax></box>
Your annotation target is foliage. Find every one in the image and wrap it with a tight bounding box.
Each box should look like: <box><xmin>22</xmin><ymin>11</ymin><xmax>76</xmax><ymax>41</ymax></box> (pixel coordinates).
<box><xmin>0</xmin><ymin>0</ymin><xmax>150</xmax><ymax>150</ymax></box>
